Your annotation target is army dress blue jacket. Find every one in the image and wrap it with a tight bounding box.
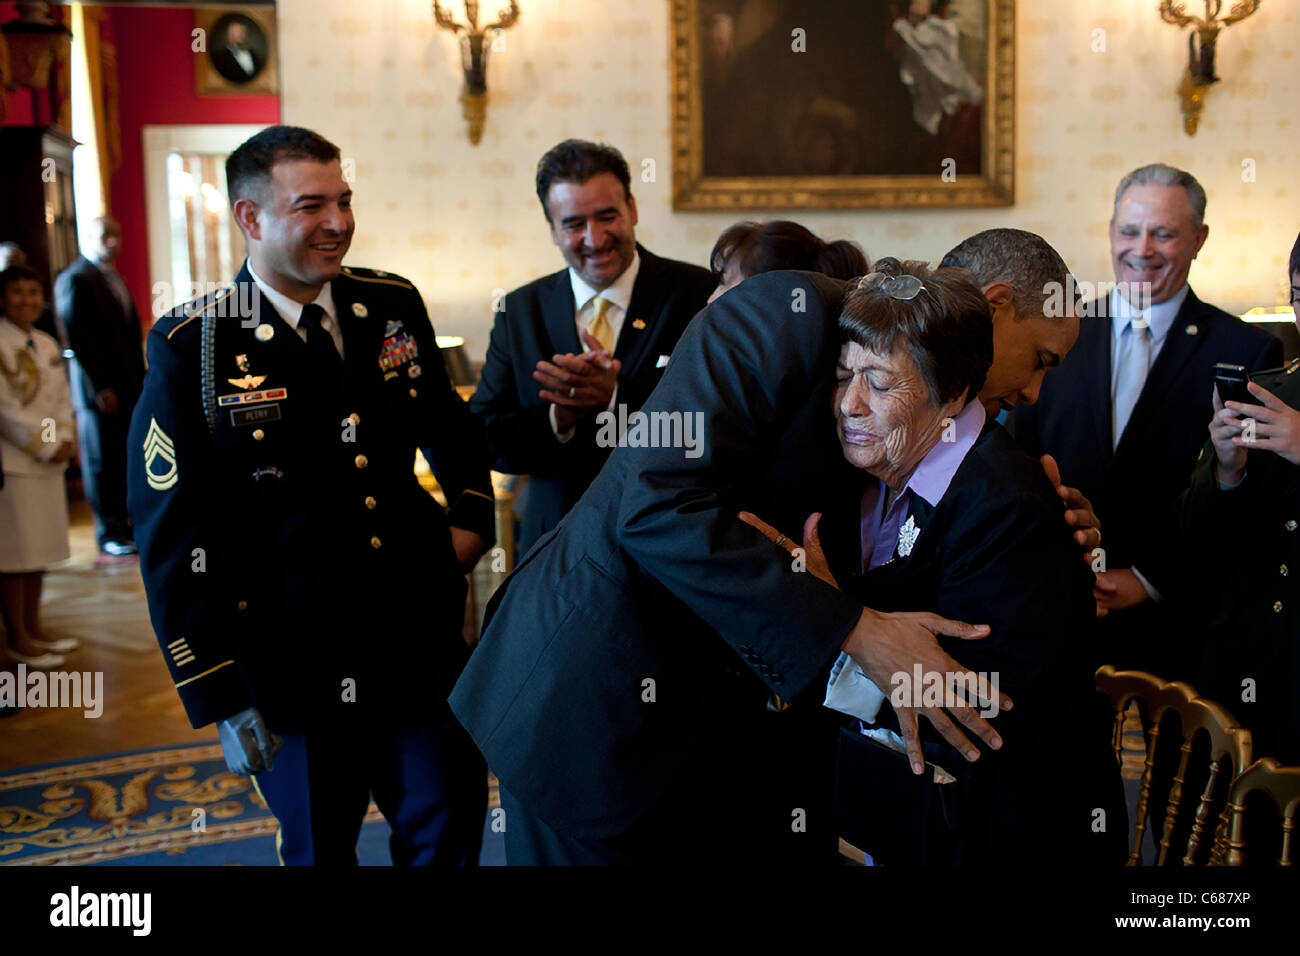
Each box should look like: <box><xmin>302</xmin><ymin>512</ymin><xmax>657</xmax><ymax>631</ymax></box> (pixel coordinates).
<box><xmin>127</xmin><ymin>263</ymin><xmax>495</xmax><ymax>733</ymax></box>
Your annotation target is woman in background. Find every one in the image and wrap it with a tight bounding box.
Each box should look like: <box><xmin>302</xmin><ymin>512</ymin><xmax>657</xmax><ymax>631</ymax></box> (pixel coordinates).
<box><xmin>0</xmin><ymin>266</ymin><xmax>79</xmax><ymax>668</ymax></box>
<box><xmin>707</xmin><ymin>220</ymin><xmax>868</xmax><ymax>303</ymax></box>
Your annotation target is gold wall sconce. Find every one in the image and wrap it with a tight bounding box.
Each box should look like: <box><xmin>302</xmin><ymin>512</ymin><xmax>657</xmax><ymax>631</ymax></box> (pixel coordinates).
<box><xmin>432</xmin><ymin>1</ymin><xmax>520</xmax><ymax>145</ymax></box>
<box><xmin>1158</xmin><ymin>0</ymin><xmax>1261</xmax><ymax>136</ymax></box>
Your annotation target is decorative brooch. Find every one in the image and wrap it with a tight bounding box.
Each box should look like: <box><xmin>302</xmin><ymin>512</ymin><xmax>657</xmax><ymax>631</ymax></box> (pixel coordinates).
<box><xmin>897</xmin><ymin>515</ymin><xmax>920</xmax><ymax>558</ymax></box>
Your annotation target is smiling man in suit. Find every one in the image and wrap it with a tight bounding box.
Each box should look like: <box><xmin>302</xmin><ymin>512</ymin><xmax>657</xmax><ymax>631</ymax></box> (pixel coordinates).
<box><xmin>470</xmin><ymin>139</ymin><xmax>715</xmax><ymax>553</ymax></box>
<box><xmin>1014</xmin><ymin>163</ymin><xmax>1282</xmax><ymax>675</ymax></box>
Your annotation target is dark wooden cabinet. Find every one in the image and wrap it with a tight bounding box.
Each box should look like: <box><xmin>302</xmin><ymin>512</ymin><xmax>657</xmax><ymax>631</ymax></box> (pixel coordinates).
<box><xmin>0</xmin><ymin>124</ymin><xmax>79</xmax><ymax>294</ymax></box>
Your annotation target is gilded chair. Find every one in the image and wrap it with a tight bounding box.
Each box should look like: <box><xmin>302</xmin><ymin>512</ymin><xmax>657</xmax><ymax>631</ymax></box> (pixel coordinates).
<box><xmin>1210</xmin><ymin>758</ymin><xmax>1300</xmax><ymax>866</ymax></box>
<box><xmin>1095</xmin><ymin>666</ymin><xmax>1253</xmax><ymax>865</ymax></box>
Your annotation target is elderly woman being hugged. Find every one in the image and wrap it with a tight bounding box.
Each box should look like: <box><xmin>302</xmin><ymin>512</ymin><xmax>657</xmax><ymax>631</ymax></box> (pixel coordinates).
<box><xmin>746</xmin><ymin>259</ymin><xmax>1125</xmax><ymax>865</ymax></box>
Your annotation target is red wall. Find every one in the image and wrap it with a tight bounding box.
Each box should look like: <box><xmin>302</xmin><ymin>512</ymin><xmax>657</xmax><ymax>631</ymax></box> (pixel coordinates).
<box><xmin>3</xmin><ymin>5</ymin><xmax>279</xmax><ymax>320</ymax></box>
<box><xmin>107</xmin><ymin>7</ymin><xmax>279</xmax><ymax>322</ymax></box>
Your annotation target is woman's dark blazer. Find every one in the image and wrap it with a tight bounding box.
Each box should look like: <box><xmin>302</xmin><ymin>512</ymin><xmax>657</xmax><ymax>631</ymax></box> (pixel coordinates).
<box><xmin>822</xmin><ymin>419</ymin><xmax>1127</xmax><ymax>864</ymax></box>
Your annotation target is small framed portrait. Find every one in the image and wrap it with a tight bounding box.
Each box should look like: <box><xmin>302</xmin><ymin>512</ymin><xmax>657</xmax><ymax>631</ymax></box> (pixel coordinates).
<box><xmin>195</xmin><ymin>7</ymin><xmax>277</xmax><ymax>96</ymax></box>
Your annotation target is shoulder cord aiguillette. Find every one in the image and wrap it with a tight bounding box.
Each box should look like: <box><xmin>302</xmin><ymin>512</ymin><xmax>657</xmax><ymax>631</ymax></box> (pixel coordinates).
<box><xmin>201</xmin><ymin>310</ymin><xmax>218</xmax><ymax>437</ymax></box>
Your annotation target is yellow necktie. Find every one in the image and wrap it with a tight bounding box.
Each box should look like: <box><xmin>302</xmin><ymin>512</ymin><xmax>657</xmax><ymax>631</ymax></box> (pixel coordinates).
<box><xmin>586</xmin><ymin>295</ymin><xmax>615</xmax><ymax>353</ymax></box>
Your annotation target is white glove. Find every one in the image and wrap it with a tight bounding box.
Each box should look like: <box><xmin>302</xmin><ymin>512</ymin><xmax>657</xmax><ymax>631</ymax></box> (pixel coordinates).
<box><xmin>217</xmin><ymin>706</ymin><xmax>283</xmax><ymax>775</ymax></box>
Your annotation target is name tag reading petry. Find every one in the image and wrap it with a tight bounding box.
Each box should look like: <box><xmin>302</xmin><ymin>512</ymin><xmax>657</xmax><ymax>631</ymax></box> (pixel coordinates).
<box><xmin>231</xmin><ymin>403</ymin><xmax>281</xmax><ymax>427</ymax></box>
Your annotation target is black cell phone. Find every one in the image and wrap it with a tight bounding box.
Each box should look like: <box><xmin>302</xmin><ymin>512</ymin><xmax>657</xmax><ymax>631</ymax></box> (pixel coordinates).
<box><xmin>1214</xmin><ymin>363</ymin><xmax>1253</xmax><ymax>406</ymax></box>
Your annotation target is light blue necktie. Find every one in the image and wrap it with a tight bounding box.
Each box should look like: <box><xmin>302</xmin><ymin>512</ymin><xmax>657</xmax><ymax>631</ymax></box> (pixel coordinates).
<box><xmin>1112</xmin><ymin>318</ymin><xmax>1151</xmax><ymax>449</ymax></box>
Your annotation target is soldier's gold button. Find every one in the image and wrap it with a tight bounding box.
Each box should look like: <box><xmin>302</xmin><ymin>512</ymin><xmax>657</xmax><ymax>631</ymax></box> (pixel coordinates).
<box><xmin>364</xmin><ymin>496</ymin><xmax>377</xmax><ymax>510</ymax></box>
<box><xmin>1273</xmin><ymin>601</ymin><xmax>1284</xmax><ymax>613</ymax></box>
<box><xmin>1282</xmin><ymin>565</ymin><xmax>1289</xmax><ymax>577</ymax></box>
<box><xmin>252</xmin><ymin>429</ymin><xmax>265</xmax><ymax>441</ymax></box>
<box><xmin>354</xmin><ymin>454</ymin><xmax>368</xmax><ymax>469</ymax></box>
<box><xmin>370</xmin><ymin>536</ymin><xmax>382</xmax><ymax>549</ymax></box>
<box><xmin>348</xmin><ymin>413</ymin><xmax>361</xmax><ymax>426</ymax></box>
<box><xmin>1287</xmin><ymin>520</ymin><xmax>1297</xmax><ymax>532</ymax></box>
<box><xmin>237</xmin><ymin>600</ymin><xmax>248</xmax><ymax>611</ymax></box>
<box><xmin>409</xmin><ymin>388</ymin><xmax>418</xmax><ymax>398</ymax></box>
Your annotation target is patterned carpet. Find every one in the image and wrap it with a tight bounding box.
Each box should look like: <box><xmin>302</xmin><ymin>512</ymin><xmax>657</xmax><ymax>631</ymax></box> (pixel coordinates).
<box><xmin>0</xmin><ymin>743</ymin><xmax>503</xmax><ymax>865</ymax></box>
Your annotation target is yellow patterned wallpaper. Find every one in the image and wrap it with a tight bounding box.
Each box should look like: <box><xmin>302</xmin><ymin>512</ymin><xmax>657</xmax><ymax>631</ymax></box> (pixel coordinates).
<box><xmin>279</xmin><ymin>0</ymin><xmax>1298</xmax><ymax>353</ymax></box>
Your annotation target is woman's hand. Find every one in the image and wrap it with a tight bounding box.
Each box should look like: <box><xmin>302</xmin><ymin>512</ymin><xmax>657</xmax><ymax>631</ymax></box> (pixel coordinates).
<box><xmin>1226</xmin><ymin>379</ymin><xmax>1300</xmax><ymax>469</ymax></box>
<box><xmin>1210</xmin><ymin>385</ymin><xmax>1248</xmax><ymax>485</ymax></box>
<box><xmin>738</xmin><ymin>510</ymin><xmax>839</xmax><ymax>590</ymax></box>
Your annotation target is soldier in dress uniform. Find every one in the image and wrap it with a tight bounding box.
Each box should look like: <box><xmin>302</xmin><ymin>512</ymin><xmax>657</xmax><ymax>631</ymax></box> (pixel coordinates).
<box><xmin>127</xmin><ymin>125</ymin><xmax>495</xmax><ymax>865</ymax></box>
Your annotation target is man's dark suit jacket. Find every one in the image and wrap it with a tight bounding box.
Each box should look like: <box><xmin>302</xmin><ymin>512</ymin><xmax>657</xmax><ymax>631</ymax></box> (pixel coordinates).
<box><xmin>1014</xmin><ymin>289</ymin><xmax>1281</xmax><ymax>631</ymax></box>
<box><xmin>54</xmin><ymin>255</ymin><xmax>146</xmax><ymax>412</ymax></box>
<box><xmin>820</xmin><ymin>421</ymin><xmax>1124</xmax><ymax>863</ymax></box>
<box><xmin>451</xmin><ymin>271</ymin><xmax>868</xmax><ymax>841</ymax></box>
<box><xmin>469</xmin><ymin>244</ymin><xmax>715</xmax><ymax>552</ymax></box>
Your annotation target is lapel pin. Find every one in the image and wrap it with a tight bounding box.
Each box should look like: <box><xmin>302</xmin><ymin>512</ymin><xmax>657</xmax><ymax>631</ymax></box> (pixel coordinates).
<box><xmin>632</xmin><ymin>318</ymin><xmax>646</xmax><ymax>330</ymax></box>
<box><xmin>255</xmin><ymin>324</ymin><xmax>274</xmax><ymax>342</ymax></box>
<box><xmin>352</xmin><ymin>302</ymin><xmax>368</xmax><ymax>317</ymax></box>
<box><xmin>1185</xmin><ymin>324</ymin><xmax>1199</xmax><ymax>335</ymax></box>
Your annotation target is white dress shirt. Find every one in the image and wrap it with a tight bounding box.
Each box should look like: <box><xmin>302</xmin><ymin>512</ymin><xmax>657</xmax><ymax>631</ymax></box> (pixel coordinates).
<box><xmin>247</xmin><ymin>261</ymin><xmax>343</xmax><ymax>359</ymax></box>
<box><xmin>549</xmin><ymin>252</ymin><xmax>639</xmax><ymax>440</ymax></box>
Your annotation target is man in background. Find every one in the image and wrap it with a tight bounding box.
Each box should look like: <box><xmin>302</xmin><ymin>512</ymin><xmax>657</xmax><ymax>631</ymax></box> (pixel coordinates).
<box><xmin>470</xmin><ymin>139</ymin><xmax>715</xmax><ymax>554</ymax></box>
<box><xmin>55</xmin><ymin>216</ymin><xmax>146</xmax><ymax>556</ymax></box>
<box><xmin>1014</xmin><ymin>163</ymin><xmax>1282</xmax><ymax>676</ymax></box>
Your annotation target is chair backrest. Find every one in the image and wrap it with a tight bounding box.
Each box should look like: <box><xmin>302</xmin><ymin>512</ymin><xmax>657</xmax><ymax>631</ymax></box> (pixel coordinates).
<box><xmin>1095</xmin><ymin>666</ymin><xmax>1254</xmax><ymax>865</ymax></box>
<box><xmin>1210</xmin><ymin>758</ymin><xmax>1300</xmax><ymax>865</ymax></box>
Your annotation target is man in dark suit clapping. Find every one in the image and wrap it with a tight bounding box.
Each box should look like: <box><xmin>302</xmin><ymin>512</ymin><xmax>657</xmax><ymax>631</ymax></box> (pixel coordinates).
<box><xmin>470</xmin><ymin>140</ymin><xmax>715</xmax><ymax>553</ymax></box>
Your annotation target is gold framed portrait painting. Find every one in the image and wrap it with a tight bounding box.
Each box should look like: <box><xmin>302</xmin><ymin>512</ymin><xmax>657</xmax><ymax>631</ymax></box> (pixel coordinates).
<box><xmin>671</xmin><ymin>0</ymin><xmax>1015</xmax><ymax>209</ymax></box>
<box><xmin>195</xmin><ymin>7</ymin><xmax>278</xmax><ymax>96</ymax></box>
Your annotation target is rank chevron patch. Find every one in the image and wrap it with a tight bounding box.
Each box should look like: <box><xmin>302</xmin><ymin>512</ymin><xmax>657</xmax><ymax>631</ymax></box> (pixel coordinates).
<box><xmin>143</xmin><ymin>417</ymin><xmax>178</xmax><ymax>491</ymax></box>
